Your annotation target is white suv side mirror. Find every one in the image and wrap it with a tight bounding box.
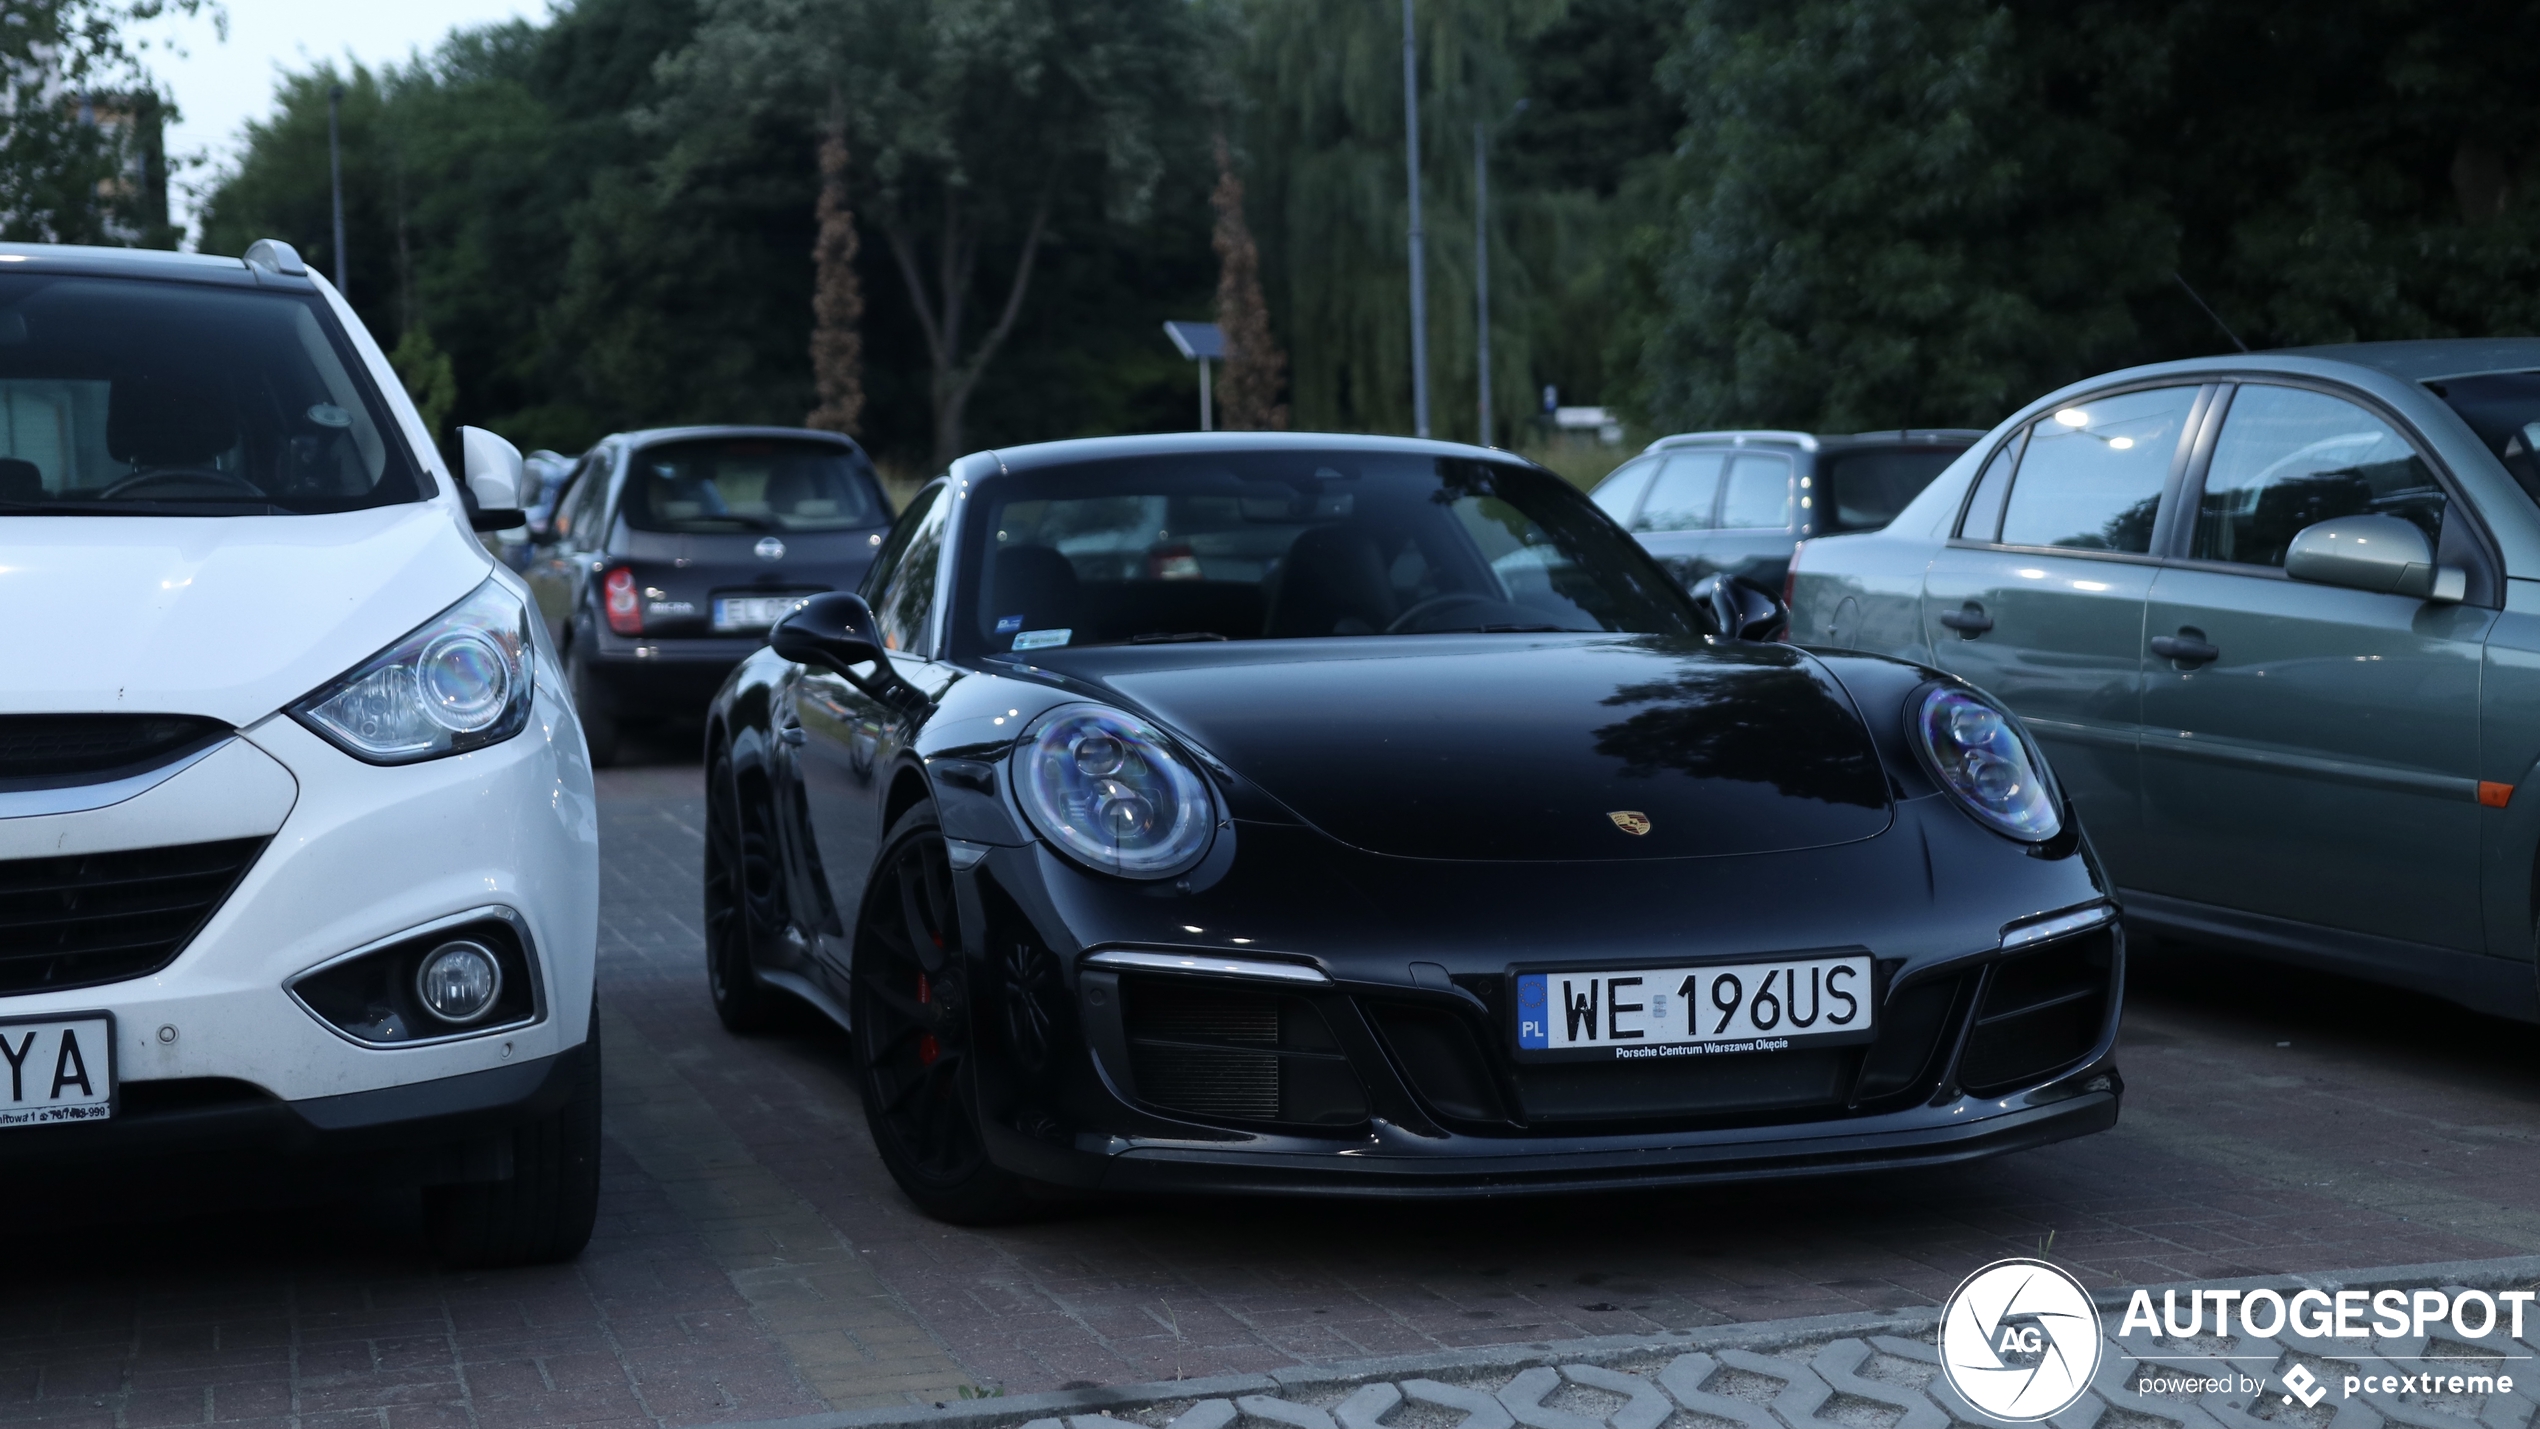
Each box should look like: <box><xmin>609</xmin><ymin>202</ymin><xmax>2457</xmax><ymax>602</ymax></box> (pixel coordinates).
<box><xmin>460</xmin><ymin>426</ymin><xmax>524</xmax><ymax>511</ymax></box>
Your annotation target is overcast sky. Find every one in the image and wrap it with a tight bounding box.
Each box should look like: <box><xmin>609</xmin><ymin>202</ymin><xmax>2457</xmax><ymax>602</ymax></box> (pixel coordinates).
<box><xmin>143</xmin><ymin>1</ymin><xmax>553</xmax><ymax>241</ymax></box>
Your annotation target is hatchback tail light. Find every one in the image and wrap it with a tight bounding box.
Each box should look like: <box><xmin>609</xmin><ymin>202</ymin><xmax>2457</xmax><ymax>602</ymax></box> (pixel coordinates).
<box><xmin>1780</xmin><ymin>541</ymin><xmax>1805</xmax><ymax>638</ymax></box>
<box><xmin>602</xmin><ymin>566</ymin><xmax>642</xmax><ymax>635</ymax></box>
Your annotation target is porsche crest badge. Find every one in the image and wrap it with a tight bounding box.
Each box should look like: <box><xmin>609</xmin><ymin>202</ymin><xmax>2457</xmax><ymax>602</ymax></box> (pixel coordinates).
<box><xmin>1607</xmin><ymin>811</ymin><xmax>1652</xmax><ymax>836</ymax></box>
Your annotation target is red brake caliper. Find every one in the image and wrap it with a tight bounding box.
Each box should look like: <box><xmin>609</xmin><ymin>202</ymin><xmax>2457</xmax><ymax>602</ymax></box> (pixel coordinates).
<box><xmin>915</xmin><ymin>972</ymin><xmax>939</xmax><ymax>1065</ymax></box>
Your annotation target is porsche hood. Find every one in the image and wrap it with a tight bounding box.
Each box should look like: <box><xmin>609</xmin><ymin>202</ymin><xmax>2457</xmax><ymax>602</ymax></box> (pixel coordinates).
<box><xmin>1068</xmin><ymin>635</ymin><xmax>1895</xmax><ymax>861</ymax></box>
<box><xmin>0</xmin><ymin>505</ymin><xmax>494</xmax><ymax>726</ymax></box>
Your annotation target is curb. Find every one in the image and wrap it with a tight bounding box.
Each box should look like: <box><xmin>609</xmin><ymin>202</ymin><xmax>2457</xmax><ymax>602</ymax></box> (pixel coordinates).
<box><xmin>703</xmin><ymin>1252</ymin><xmax>2540</xmax><ymax>1429</ymax></box>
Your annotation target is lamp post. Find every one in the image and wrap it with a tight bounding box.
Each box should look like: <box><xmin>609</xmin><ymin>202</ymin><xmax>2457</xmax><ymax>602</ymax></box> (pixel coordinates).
<box><xmin>1473</xmin><ymin>98</ymin><xmax>1525</xmax><ymax>448</ymax></box>
<box><xmin>327</xmin><ymin>83</ymin><xmax>348</xmax><ymax>299</ymax></box>
<box><xmin>1401</xmin><ymin>0</ymin><xmax>1429</xmax><ymax>439</ymax></box>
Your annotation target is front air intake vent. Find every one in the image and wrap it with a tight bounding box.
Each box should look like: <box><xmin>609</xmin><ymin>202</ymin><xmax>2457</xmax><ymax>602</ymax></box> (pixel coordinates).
<box><xmin>1119</xmin><ymin>976</ymin><xmax>1368</xmax><ymax>1127</ymax></box>
<box><xmin>0</xmin><ymin>715</ymin><xmax>229</xmax><ymax>788</ymax></box>
<box><xmin>1959</xmin><ymin>927</ymin><xmax>2116</xmax><ymax>1097</ymax></box>
<box><xmin>0</xmin><ymin>838</ymin><xmax>267</xmax><ymax>994</ymax></box>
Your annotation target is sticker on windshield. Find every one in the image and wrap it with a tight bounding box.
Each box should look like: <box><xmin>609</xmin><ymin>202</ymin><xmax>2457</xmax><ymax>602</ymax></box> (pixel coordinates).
<box><xmin>1011</xmin><ymin>628</ymin><xmax>1071</xmax><ymax>651</ymax></box>
<box><xmin>995</xmin><ymin>614</ymin><xmax>1025</xmax><ymax>635</ymax></box>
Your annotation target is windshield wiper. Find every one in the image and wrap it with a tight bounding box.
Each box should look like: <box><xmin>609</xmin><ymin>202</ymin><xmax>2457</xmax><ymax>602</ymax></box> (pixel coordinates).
<box><xmin>1125</xmin><ymin>631</ymin><xmax>1231</xmax><ymax>643</ymax></box>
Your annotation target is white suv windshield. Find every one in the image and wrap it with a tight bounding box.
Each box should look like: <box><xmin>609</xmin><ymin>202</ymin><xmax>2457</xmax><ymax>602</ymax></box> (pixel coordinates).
<box><xmin>0</xmin><ymin>273</ymin><xmax>424</xmax><ymax>515</ymax></box>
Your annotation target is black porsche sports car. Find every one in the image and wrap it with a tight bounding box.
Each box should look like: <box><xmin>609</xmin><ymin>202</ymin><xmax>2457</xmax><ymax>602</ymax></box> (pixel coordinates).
<box><xmin>703</xmin><ymin>433</ymin><xmax>2122</xmax><ymax>1220</ymax></box>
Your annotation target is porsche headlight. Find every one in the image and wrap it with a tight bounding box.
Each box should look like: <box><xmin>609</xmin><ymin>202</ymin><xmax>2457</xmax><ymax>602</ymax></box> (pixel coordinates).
<box><xmin>292</xmin><ymin>580</ymin><xmax>533</xmax><ymax>763</ymax></box>
<box><xmin>1909</xmin><ymin>684</ymin><xmax>2061</xmax><ymax>841</ymax></box>
<box><xmin>1019</xmin><ymin>705</ymin><xmax>1215</xmax><ymax>877</ymax></box>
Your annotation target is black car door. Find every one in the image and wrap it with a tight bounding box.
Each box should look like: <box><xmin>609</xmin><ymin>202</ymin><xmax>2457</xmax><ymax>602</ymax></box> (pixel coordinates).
<box><xmin>794</xmin><ymin>480</ymin><xmax>957</xmax><ymax>996</ymax></box>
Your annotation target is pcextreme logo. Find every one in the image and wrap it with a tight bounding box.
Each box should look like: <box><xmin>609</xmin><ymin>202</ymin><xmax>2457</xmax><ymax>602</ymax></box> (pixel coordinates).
<box><xmin>1943</xmin><ymin>1263</ymin><xmax>2533</xmax><ymax>1423</ymax></box>
<box><xmin>1940</xmin><ymin>1259</ymin><xmax>2104</xmax><ymax>1422</ymax></box>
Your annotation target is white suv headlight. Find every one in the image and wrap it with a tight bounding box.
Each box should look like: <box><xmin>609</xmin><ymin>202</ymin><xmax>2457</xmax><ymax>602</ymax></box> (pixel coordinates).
<box><xmin>291</xmin><ymin>580</ymin><xmax>533</xmax><ymax>763</ymax></box>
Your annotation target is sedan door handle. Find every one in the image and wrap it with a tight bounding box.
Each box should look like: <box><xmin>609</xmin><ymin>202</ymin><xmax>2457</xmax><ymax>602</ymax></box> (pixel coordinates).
<box><xmin>2150</xmin><ymin>631</ymin><xmax>2221</xmax><ymax>666</ymax></box>
<box><xmin>1938</xmin><ymin>602</ymin><xmax>1993</xmax><ymax>636</ymax></box>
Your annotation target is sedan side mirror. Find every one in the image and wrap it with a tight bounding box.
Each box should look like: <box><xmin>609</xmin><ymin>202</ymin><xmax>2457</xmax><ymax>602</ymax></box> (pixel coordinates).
<box><xmin>2284</xmin><ymin>514</ymin><xmax>2465</xmax><ymax>603</ymax></box>
<box><xmin>1689</xmin><ymin>572</ymin><xmax>1790</xmax><ymax>641</ymax></box>
<box><xmin>771</xmin><ymin>593</ymin><xmax>931</xmax><ymax>709</ymax></box>
<box><xmin>460</xmin><ymin>426</ymin><xmax>528</xmax><ymax>534</ymax></box>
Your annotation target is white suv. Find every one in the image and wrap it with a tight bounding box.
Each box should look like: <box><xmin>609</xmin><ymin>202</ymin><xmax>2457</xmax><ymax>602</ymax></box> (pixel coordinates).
<box><xmin>0</xmin><ymin>240</ymin><xmax>600</xmax><ymax>1264</ymax></box>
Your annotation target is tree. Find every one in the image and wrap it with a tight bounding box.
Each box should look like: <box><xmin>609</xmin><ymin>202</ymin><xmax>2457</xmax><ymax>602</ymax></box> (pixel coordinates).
<box><xmin>1209</xmin><ymin>135</ymin><xmax>1287</xmax><ymax>430</ymax></box>
<box><xmin>806</xmin><ymin>114</ymin><xmax>867</xmax><ymax>436</ymax></box>
<box><xmin>0</xmin><ymin>0</ymin><xmax>208</xmax><ymax>247</ymax></box>
<box><xmin>1226</xmin><ymin>0</ymin><xmax>1558</xmax><ymax>441</ymax></box>
<box><xmin>1632</xmin><ymin>0</ymin><xmax>2540</xmax><ymax>435</ymax></box>
<box><xmin>660</xmin><ymin>0</ymin><xmax>1213</xmax><ymax>466</ymax></box>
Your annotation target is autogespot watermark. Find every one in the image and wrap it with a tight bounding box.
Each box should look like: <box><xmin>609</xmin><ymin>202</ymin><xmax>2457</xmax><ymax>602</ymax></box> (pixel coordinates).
<box><xmin>1940</xmin><ymin>1264</ymin><xmax>2532</xmax><ymax>1423</ymax></box>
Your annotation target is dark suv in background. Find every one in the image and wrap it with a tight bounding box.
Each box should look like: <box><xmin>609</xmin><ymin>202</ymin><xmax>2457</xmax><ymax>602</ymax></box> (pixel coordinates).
<box><xmin>523</xmin><ymin>425</ymin><xmax>891</xmax><ymax>763</ymax></box>
<box><xmin>1589</xmin><ymin>428</ymin><xmax>1979</xmax><ymax>590</ymax></box>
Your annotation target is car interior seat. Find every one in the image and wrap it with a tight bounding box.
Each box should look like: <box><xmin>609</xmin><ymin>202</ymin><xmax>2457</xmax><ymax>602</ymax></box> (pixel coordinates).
<box><xmin>764</xmin><ymin>455</ymin><xmax>837</xmax><ymax>519</ymax></box>
<box><xmin>1263</xmin><ymin>524</ymin><xmax>1399</xmax><ymax>637</ymax></box>
<box><xmin>107</xmin><ymin>372</ymin><xmax>237</xmax><ymax>473</ymax></box>
<box><xmin>0</xmin><ymin>458</ymin><xmax>39</xmax><ymax>504</ymax></box>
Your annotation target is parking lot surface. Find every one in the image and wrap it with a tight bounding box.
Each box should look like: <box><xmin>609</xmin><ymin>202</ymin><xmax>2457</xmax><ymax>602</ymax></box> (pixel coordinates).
<box><xmin>13</xmin><ymin>759</ymin><xmax>2540</xmax><ymax>1429</ymax></box>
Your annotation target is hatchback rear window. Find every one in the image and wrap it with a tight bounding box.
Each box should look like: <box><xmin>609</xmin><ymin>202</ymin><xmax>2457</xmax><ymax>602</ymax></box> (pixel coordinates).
<box><xmin>622</xmin><ymin>438</ymin><xmax>886</xmax><ymax>534</ymax></box>
<box><xmin>0</xmin><ymin>273</ymin><xmax>422</xmax><ymax>515</ymax></box>
<box><xmin>1819</xmin><ymin>446</ymin><xmax>1963</xmax><ymax>532</ymax></box>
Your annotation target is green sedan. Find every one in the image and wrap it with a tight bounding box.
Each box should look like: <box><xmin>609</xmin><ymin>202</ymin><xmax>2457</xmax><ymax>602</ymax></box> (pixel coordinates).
<box><xmin>1787</xmin><ymin>339</ymin><xmax>2540</xmax><ymax>1018</ymax></box>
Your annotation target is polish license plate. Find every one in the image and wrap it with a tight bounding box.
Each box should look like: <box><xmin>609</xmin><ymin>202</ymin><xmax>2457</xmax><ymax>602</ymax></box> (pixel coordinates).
<box><xmin>1514</xmin><ymin>956</ymin><xmax>1874</xmax><ymax>1061</ymax></box>
<box><xmin>714</xmin><ymin>594</ymin><xmax>814</xmax><ymax>632</ymax></box>
<box><xmin>0</xmin><ymin>1014</ymin><xmax>114</xmax><ymax>1125</ymax></box>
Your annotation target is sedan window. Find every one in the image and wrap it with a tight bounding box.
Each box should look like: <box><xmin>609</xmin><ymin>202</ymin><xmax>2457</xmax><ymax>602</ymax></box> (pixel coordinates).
<box><xmin>1634</xmin><ymin>450</ymin><xmax>1724</xmax><ymax>531</ymax></box>
<box><xmin>1717</xmin><ymin>453</ymin><xmax>1794</xmax><ymax>529</ymax></box>
<box><xmin>2192</xmin><ymin>385</ymin><xmax>2442</xmax><ymax>566</ymax></box>
<box><xmin>1822</xmin><ymin>446</ymin><xmax>1963</xmax><ymax>532</ymax></box>
<box><xmin>957</xmin><ymin>452</ymin><xmax>1699</xmax><ymax>653</ymax></box>
<box><xmin>1998</xmin><ymin>386</ymin><xmax>2199</xmax><ymax>553</ymax></box>
<box><xmin>1588</xmin><ymin>458</ymin><xmax>1654</xmax><ymax>522</ymax></box>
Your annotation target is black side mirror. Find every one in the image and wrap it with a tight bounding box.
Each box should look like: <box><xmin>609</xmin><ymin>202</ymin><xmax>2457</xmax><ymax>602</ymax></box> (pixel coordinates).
<box><xmin>1689</xmin><ymin>573</ymin><xmax>1788</xmax><ymax>642</ymax></box>
<box><xmin>771</xmin><ymin>593</ymin><xmax>930</xmax><ymax>708</ymax></box>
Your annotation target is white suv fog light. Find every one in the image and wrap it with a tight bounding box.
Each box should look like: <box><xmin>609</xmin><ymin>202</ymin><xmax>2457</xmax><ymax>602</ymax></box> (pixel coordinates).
<box><xmin>416</xmin><ymin>941</ymin><xmax>503</xmax><ymax>1024</ymax></box>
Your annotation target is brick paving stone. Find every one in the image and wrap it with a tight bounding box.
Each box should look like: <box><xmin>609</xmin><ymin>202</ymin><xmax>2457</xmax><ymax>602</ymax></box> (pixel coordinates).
<box><xmin>9</xmin><ymin>755</ymin><xmax>2540</xmax><ymax>1424</ymax></box>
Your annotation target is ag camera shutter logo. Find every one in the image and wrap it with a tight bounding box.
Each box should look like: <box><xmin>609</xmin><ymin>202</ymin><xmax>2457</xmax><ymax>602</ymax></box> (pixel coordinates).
<box><xmin>1940</xmin><ymin>1259</ymin><xmax>2103</xmax><ymax>1421</ymax></box>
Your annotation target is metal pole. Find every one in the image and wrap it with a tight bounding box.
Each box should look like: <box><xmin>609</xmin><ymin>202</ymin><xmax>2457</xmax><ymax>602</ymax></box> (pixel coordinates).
<box><xmin>1474</xmin><ymin>121</ymin><xmax>1490</xmax><ymax>448</ymax></box>
<box><xmin>1199</xmin><ymin>356</ymin><xmax>1213</xmax><ymax>432</ymax></box>
<box><xmin>1401</xmin><ymin>0</ymin><xmax>1429</xmax><ymax>438</ymax></box>
<box><xmin>327</xmin><ymin>83</ymin><xmax>348</xmax><ymax>298</ymax></box>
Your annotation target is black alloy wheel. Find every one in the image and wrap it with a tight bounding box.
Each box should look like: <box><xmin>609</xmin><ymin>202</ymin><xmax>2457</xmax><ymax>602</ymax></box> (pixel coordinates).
<box><xmin>852</xmin><ymin>800</ymin><xmax>1031</xmax><ymax>1223</ymax></box>
<box><xmin>704</xmin><ymin>749</ymin><xmax>791</xmax><ymax>1034</ymax></box>
<box><xmin>568</xmin><ymin>642</ymin><xmax>621</xmax><ymax>769</ymax></box>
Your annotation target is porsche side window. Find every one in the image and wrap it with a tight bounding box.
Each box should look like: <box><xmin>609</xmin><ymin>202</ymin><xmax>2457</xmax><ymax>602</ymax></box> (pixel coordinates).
<box><xmin>870</xmin><ymin>483</ymin><xmax>951</xmax><ymax>654</ymax></box>
<box><xmin>1998</xmin><ymin>385</ymin><xmax>2199</xmax><ymax>553</ymax></box>
<box><xmin>2192</xmin><ymin>385</ymin><xmax>2443</xmax><ymax>567</ymax></box>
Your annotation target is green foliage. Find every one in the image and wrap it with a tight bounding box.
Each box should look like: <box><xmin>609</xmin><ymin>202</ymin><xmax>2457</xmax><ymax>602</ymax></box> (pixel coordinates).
<box><xmin>656</xmin><ymin>0</ymin><xmax>1218</xmax><ymax>463</ymax></box>
<box><xmin>1632</xmin><ymin>0</ymin><xmax>2540</xmax><ymax>435</ymax></box>
<box><xmin>0</xmin><ymin>0</ymin><xmax>204</xmax><ymax>247</ymax></box>
<box><xmin>390</xmin><ymin>326</ymin><xmax>457</xmax><ymax>440</ymax></box>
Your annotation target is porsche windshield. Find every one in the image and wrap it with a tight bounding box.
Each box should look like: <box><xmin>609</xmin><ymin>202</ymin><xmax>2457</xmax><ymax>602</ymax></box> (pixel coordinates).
<box><xmin>955</xmin><ymin>451</ymin><xmax>1702</xmax><ymax>654</ymax></box>
<box><xmin>0</xmin><ymin>273</ymin><xmax>424</xmax><ymax>515</ymax></box>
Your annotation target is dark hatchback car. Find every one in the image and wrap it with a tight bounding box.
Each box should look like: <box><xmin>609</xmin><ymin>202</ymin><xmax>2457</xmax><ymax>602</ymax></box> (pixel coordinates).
<box><xmin>1590</xmin><ymin>429</ymin><xmax>1978</xmax><ymax>592</ymax></box>
<box><xmin>704</xmin><ymin>432</ymin><xmax>2123</xmax><ymax>1221</ymax></box>
<box><xmin>524</xmin><ymin>426</ymin><xmax>891</xmax><ymax>763</ymax></box>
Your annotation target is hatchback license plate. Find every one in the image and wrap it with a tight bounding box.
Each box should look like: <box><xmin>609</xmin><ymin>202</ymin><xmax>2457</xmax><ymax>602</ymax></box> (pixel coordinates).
<box><xmin>714</xmin><ymin>594</ymin><xmax>814</xmax><ymax>632</ymax></box>
<box><xmin>0</xmin><ymin>1014</ymin><xmax>113</xmax><ymax>1125</ymax></box>
<box><xmin>1515</xmin><ymin>955</ymin><xmax>1873</xmax><ymax>1061</ymax></box>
